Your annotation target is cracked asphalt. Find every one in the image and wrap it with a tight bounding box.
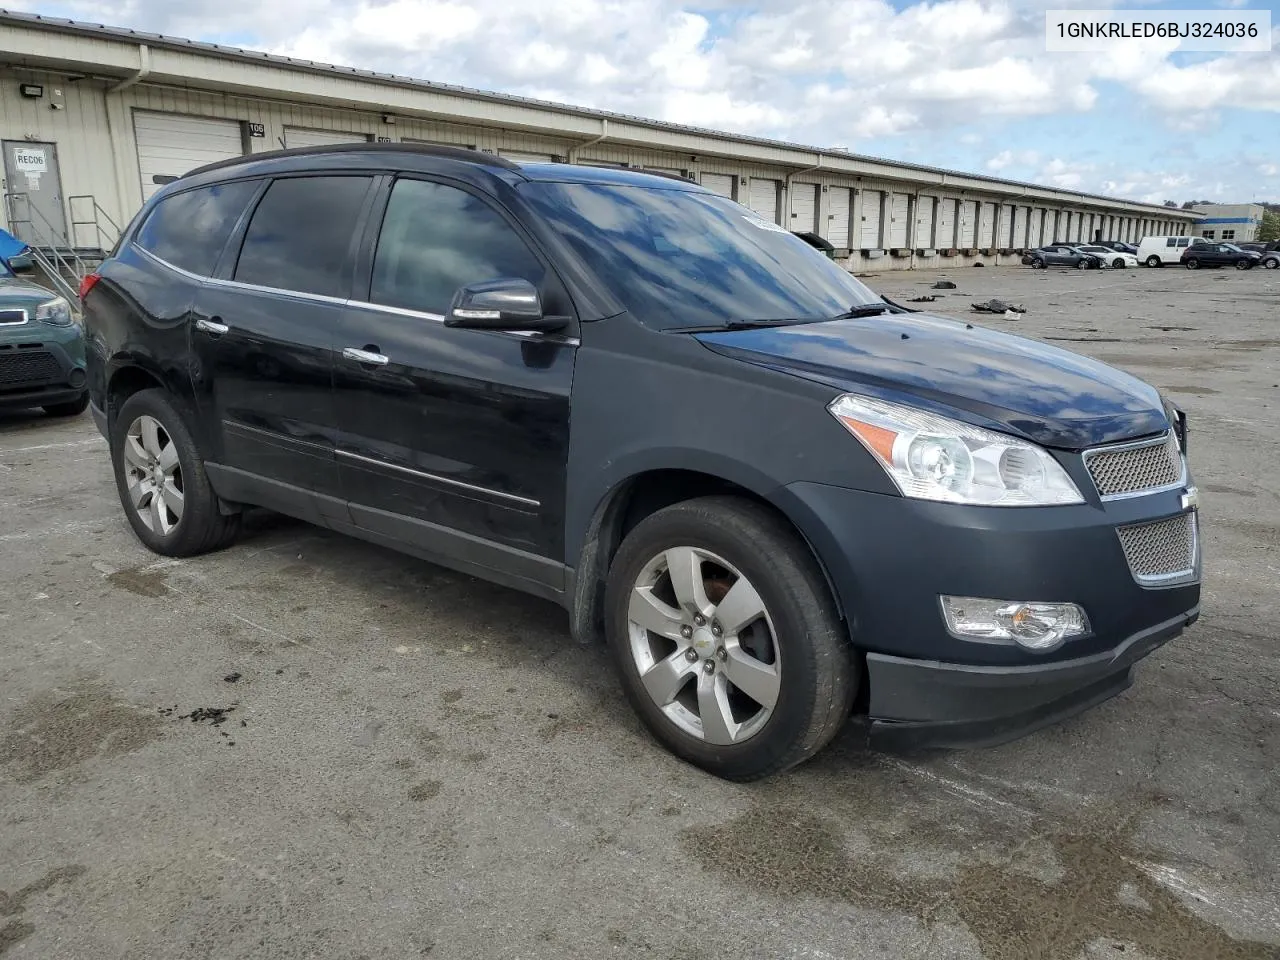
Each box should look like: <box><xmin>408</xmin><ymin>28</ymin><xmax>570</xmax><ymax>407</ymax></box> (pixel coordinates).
<box><xmin>2</xmin><ymin>265</ymin><xmax>1278</xmax><ymax>959</ymax></box>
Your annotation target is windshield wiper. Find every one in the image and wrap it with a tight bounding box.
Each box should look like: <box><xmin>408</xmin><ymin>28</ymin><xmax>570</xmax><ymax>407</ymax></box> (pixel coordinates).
<box><xmin>673</xmin><ymin>318</ymin><xmax>818</xmax><ymax>333</ymax></box>
<box><xmin>830</xmin><ymin>302</ymin><xmax>892</xmax><ymax>320</ymax></box>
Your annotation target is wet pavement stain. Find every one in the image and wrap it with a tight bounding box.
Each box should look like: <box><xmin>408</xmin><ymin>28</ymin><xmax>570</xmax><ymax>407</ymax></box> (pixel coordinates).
<box><xmin>408</xmin><ymin>780</ymin><xmax>442</xmax><ymax>801</ymax></box>
<box><xmin>681</xmin><ymin>797</ymin><xmax>1277</xmax><ymax>960</ymax></box>
<box><xmin>104</xmin><ymin>566</ymin><xmax>169</xmax><ymax>598</ymax></box>
<box><xmin>1</xmin><ymin>687</ymin><xmax>163</xmax><ymax>783</ymax></box>
<box><xmin>0</xmin><ymin>865</ymin><xmax>87</xmax><ymax>956</ymax></box>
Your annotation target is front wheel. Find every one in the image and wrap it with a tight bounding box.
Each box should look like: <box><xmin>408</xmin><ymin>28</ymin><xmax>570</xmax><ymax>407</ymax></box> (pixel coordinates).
<box><xmin>1076</xmin><ymin>259</ymin><xmax>1089</xmax><ymax>270</ymax></box>
<box><xmin>1236</xmin><ymin>259</ymin><xmax>1252</xmax><ymax>270</ymax></box>
<box><xmin>604</xmin><ymin>496</ymin><xmax>856</xmax><ymax>781</ymax></box>
<box><xmin>1185</xmin><ymin>258</ymin><xmax>1199</xmax><ymax>270</ymax></box>
<box><xmin>1030</xmin><ymin>259</ymin><xmax>1046</xmax><ymax>269</ymax></box>
<box><xmin>1113</xmin><ymin>258</ymin><xmax>1126</xmax><ymax>269</ymax></box>
<box><xmin>110</xmin><ymin>388</ymin><xmax>240</xmax><ymax>556</ymax></box>
<box><xmin>1145</xmin><ymin>255</ymin><xmax>1162</xmax><ymax>267</ymax></box>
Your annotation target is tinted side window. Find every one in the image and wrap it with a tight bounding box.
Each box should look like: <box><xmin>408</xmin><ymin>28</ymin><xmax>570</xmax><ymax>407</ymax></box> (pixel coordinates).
<box><xmin>234</xmin><ymin>176</ymin><xmax>372</xmax><ymax>298</ymax></box>
<box><xmin>370</xmin><ymin>179</ymin><xmax>545</xmax><ymax>315</ymax></box>
<box><xmin>1166</xmin><ymin>238</ymin><xmax>1177</xmax><ymax>247</ymax></box>
<box><xmin>134</xmin><ymin>180</ymin><xmax>258</xmax><ymax>276</ymax></box>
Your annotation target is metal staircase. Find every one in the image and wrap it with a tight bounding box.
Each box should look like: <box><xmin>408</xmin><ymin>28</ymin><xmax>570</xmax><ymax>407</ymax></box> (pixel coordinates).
<box><xmin>4</xmin><ymin>191</ymin><xmax>118</xmax><ymax>307</ymax></box>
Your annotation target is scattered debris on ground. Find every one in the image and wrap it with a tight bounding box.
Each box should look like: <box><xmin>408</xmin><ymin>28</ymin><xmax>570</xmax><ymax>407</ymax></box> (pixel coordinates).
<box><xmin>908</xmin><ymin>295</ymin><xmax>939</xmax><ymax>302</ymax></box>
<box><xmin>932</xmin><ymin>280</ymin><xmax>957</xmax><ymax>289</ymax></box>
<box><xmin>179</xmin><ymin>707</ymin><xmax>235</xmax><ymax>726</ymax></box>
<box><xmin>224</xmin><ymin>673</ymin><xmax>242</xmax><ymax>684</ymax></box>
<box><xmin>971</xmin><ymin>299</ymin><xmax>1027</xmax><ymax>315</ymax></box>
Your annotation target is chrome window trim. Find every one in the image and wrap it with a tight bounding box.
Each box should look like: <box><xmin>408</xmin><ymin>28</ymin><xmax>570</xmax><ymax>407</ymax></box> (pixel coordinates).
<box><xmin>336</xmin><ymin>449</ymin><xmax>541</xmax><ymax>508</ymax></box>
<box><xmin>1082</xmin><ymin>430</ymin><xmax>1186</xmax><ymax>501</ymax></box>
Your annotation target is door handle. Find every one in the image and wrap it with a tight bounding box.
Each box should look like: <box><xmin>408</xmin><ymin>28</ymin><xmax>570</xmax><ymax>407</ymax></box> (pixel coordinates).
<box><xmin>342</xmin><ymin>346</ymin><xmax>389</xmax><ymax>366</ymax></box>
<box><xmin>196</xmin><ymin>317</ymin><xmax>229</xmax><ymax>336</ymax></box>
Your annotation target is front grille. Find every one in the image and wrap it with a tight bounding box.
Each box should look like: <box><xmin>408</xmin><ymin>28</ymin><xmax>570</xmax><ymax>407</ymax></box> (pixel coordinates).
<box><xmin>0</xmin><ymin>309</ymin><xmax>26</xmax><ymax>325</ymax></box>
<box><xmin>1085</xmin><ymin>432</ymin><xmax>1183</xmax><ymax>498</ymax></box>
<box><xmin>0</xmin><ymin>348</ymin><xmax>61</xmax><ymax>388</ymax></box>
<box><xmin>1116</xmin><ymin>513</ymin><xmax>1198</xmax><ymax>585</ymax></box>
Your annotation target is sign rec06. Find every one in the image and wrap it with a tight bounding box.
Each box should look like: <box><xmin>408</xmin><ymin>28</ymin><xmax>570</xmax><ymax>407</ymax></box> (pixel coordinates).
<box><xmin>13</xmin><ymin>148</ymin><xmax>47</xmax><ymax>173</ymax></box>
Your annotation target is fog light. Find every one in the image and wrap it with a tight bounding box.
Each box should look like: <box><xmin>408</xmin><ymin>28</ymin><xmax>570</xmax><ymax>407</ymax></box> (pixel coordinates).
<box><xmin>940</xmin><ymin>596</ymin><xmax>1089</xmax><ymax>651</ymax></box>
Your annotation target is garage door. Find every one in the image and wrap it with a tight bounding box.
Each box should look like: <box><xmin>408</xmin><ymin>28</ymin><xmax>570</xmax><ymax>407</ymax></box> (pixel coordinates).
<box><xmin>978</xmin><ymin>202</ymin><xmax>996</xmax><ymax>247</ymax></box>
<box><xmin>860</xmin><ymin>190</ymin><xmax>883</xmax><ymax>248</ymax></box>
<box><xmin>915</xmin><ymin>196</ymin><xmax>936</xmax><ymax>248</ymax></box>
<box><xmin>134</xmin><ymin>112</ymin><xmax>243</xmax><ymax>200</ymax></box>
<box><xmin>1002</xmin><ymin>204</ymin><xmax>1017</xmax><ymax>246</ymax></box>
<box><xmin>958</xmin><ymin>201</ymin><xmax>977</xmax><ymax>247</ymax></box>
<box><xmin>499</xmin><ymin>149</ymin><xmax>558</xmax><ymax>163</ymax></box>
<box><xmin>747</xmin><ymin>178</ymin><xmax>780</xmax><ymax>223</ymax></box>
<box><xmin>936</xmin><ymin>198</ymin><xmax>957</xmax><ymax>248</ymax></box>
<box><xmin>887</xmin><ymin>192</ymin><xmax>909</xmax><ymax>247</ymax></box>
<box><xmin>825</xmin><ymin>187</ymin><xmax>851</xmax><ymax>246</ymax></box>
<box><xmin>790</xmin><ymin>182</ymin><xmax>818</xmax><ymax>233</ymax></box>
<box><xmin>284</xmin><ymin>127</ymin><xmax>368</xmax><ymax>149</ymax></box>
<box><xmin>700</xmin><ymin>172</ymin><xmax>735</xmax><ymax>199</ymax></box>
<box><xmin>1014</xmin><ymin>206</ymin><xmax>1029</xmax><ymax>247</ymax></box>
<box><xmin>1031</xmin><ymin>209</ymin><xmax>1046</xmax><ymax>246</ymax></box>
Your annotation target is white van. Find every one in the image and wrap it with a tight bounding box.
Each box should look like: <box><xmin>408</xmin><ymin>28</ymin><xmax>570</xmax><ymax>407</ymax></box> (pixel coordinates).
<box><xmin>1137</xmin><ymin>235</ymin><xmax>1207</xmax><ymax>267</ymax></box>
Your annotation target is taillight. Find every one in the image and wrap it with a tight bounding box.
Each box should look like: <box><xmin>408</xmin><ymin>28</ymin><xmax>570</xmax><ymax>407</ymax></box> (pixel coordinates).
<box><xmin>79</xmin><ymin>273</ymin><xmax>101</xmax><ymax>300</ymax></box>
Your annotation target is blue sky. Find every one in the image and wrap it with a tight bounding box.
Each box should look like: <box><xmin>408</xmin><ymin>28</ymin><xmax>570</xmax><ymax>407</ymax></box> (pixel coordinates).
<box><xmin>14</xmin><ymin>0</ymin><xmax>1280</xmax><ymax>202</ymax></box>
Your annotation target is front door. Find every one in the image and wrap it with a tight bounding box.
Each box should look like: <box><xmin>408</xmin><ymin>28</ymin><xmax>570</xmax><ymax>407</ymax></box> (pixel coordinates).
<box><xmin>2</xmin><ymin>141</ymin><xmax>68</xmax><ymax>246</ymax></box>
<box><xmin>191</xmin><ymin>173</ymin><xmax>378</xmax><ymax>509</ymax></box>
<box><xmin>334</xmin><ymin>176</ymin><xmax>576</xmax><ymax>577</ymax></box>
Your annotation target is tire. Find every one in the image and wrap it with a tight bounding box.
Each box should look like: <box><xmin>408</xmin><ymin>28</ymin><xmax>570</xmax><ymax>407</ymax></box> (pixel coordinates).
<box><xmin>1031</xmin><ymin>259</ymin><xmax>1046</xmax><ymax>269</ymax></box>
<box><xmin>43</xmin><ymin>392</ymin><xmax>89</xmax><ymax>417</ymax></box>
<box><xmin>1113</xmin><ymin>258</ymin><xmax>1126</xmax><ymax>269</ymax></box>
<box><xmin>1076</xmin><ymin>259</ymin><xmax>1088</xmax><ymax>270</ymax></box>
<box><xmin>1264</xmin><ymin>256</ymin><xmax>1279</xmax><ymax>270</ymax></box>
<box><xmin>1235</xmin><ymin>259</ymin><xmax>1252</xmax><ymax>270</ymax></box>
<box><xmin>604</xmin><ymin>495</ymin><xmax>856</xmax><ymax>781</ymax></box>
<box><xmin>1145</xmin><ymin>256</ymin><xmax>1162</xmax><ymax>268</ymax></box>
<box><xmin>1185</xmin><ymin>258</ymin><xmax>1199</xmax><ymax>270</ymax></box>
<box><xmin>110</xmin><ymin>388</ymin><xmax>240</xmax><ymax>557</ymax></box>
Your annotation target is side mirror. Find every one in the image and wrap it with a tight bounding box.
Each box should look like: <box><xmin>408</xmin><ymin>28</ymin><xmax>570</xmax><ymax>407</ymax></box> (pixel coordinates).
<box><xmin>6</xmin><ymin>254</ymin><xmax>33</xmax><ymax>274</ymax></box>
<box><xmin>444</xmin><ymin>278</ymin><xmax>567</xmax><ymax>332</ymax></box>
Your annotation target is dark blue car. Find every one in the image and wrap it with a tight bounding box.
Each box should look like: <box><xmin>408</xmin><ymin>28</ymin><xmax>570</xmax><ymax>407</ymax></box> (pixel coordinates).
<box><xmin>80</xmin><ymin>144</ymin><xmax>1201</xmax><ymax>780</ymax></box>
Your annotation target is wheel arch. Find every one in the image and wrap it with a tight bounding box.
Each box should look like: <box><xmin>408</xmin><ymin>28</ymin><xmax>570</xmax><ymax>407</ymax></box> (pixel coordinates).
<box><xmin>567</xmin><ymin>463</ymin><xmax>845</xmax><ymax>647</ymax></box>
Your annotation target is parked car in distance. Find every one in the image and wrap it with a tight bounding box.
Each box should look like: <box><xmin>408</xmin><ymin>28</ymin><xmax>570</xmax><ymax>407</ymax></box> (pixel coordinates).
<box><xmin>1077</xmin><ymin>245</ymin><xmax>1138</xmax><ymax>269</ymax></box>
<box><xmin>0</xmin><ymin>256</ymin><xmax>89</xmax><ymax>417</ymax></box>
<box><xmin>1096</xmin><ymin>241</ymin><xmax>1137</xmax><ymax>255</ymax></box>
<box><xmin>1136</xmin><ymin>235</ymin><xmax>1207</xmax><ymax>267</ymax></box>
<box><xmin>81</xmin><ymin>144</ymin><xmax>1202</xmax><ymax>780</ymax></box>
<box><xmin>1181</xmin><ymin>242</ymin><xmax>1262</xmax><ymax>270</ymax></box>
<box><xmin>1025</xmin><ymin>244</ymin><xmax>1103</xmax><ymax>269</ymax></box>
<box><xmin>1239</xmin><ymin>241</ymin><xmax>1280</xmax><ymax>268</ymax></box>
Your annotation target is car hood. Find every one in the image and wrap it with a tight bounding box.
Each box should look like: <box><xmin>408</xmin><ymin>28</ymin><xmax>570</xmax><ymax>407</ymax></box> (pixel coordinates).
<box><xmin>694</xmin><ymin>312</ymin><xmax>1168</xmax><ymax>450</ymax></box>
<box><xmin>0</xmin><ymin>276</ymin><xmax>56</xmax><ymax>305</ymax></box>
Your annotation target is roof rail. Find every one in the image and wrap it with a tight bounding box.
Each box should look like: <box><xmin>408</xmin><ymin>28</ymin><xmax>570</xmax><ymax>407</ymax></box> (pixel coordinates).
<box><xmin>184</xmin><ymin>141</ymin><xmax>520</xmax><ymax>181</ymax></box>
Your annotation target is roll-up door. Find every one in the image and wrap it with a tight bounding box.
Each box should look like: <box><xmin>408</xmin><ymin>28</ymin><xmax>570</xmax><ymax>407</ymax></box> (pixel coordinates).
<box><xmin>1014</xmin><ymin>206</ymin><xmax>1029</xmax><ymax>247</ymax></box>
<box><xmin>700</xmin><ymin>172</ymin><xmax>735</xmax><ymax>199</ymax></box>
<box><xmin>825</xmin><ymin>187</ymin><xmax>851</xmax><ymax>246</ymax></box>
<box><xmin>134</xmin><ymin>111</ymin><xmax>244</xmax><ymax>201</ymax></box>
<box><xmin>748</xmin><ymin>178</ymin><xmax>780</xmax><ymax>223</ymax></box>
<box><xmin>1002</xmin><ymin>204</ymin><xmax>1017</xmax><ymax>246</ymax></box>
<box><xmin>1074</xmin><ymin>214</ymin><xmax>1085</xmax><ymax>243</ymax></box>
<box><xmin>284</xmin><ymin>127</ymin><xmax>369</xmax><ymax>149</ymax></box>
<box><xmin>915</xmin><ymin>195</ymin><xmax>936</xmax><ymax>248</ymax></box>
<box><xmin>1029</xmin><ymin>209</ymin><xmax>1043</xmax><ymax>246</ymax></box>
<box><xmin>790</xmin><ymin>182</ymin><xmax>819</xmax><ymax>233</ymax></box>
<box><xmin>978</xmin><ymin>202</ymin><xmax>996</xmax><ymax>247</ymax></box>
<box><xmin>860</xmin><ymin>190</ymin><xmax>884</xmax><ymax>248</ymax></box>
<box><xmin>958</xmin><ymin>201</ymin><xmax>977</xmax><ymax>247</ymax></box>
<box><xmin>887</xmin><ymin>192</ymin><xmax>909</xmax><ymax>247</ymax></box>
<box><xmin>499</xmin><ymin>149</ymin><xmax>558</xmax><ymax>163</ymax></box>
<box><xmin>936</xmin><ymin>198</ymin><xmax>957</xmax><ymax>248</ymax></box>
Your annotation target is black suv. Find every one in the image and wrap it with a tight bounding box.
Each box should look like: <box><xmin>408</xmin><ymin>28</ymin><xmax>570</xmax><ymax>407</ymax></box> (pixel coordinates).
<box><xmin>82</xmin><ymin>145</ymin><xmax>1201</xmax><ymax>780</ymax></box>
<box><xmin>1180</xmin><ymin>242</ymin><xmax>1262</xmax><ymax>270</ymax></box>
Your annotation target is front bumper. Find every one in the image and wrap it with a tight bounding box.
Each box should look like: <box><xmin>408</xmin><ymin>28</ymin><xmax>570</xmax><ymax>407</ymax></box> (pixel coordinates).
<box><xmin>0</xmin><ymin>335</ymin><xmax>86</xmax><ymax>409</ymax></box>
<box><xmin>866</xmin><ymin>607</ymin><xmax>1197</xmax><ymax>749</ymax></box>
<box><xmin>775</xmin><ymin>479</ymin><xmax>1201</xmax><ymax>747</ymax></box>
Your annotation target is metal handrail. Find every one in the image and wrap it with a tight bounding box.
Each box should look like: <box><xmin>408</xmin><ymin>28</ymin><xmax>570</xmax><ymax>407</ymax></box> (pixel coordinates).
<box><xmin>4</xmin><ymin>191</ymin><xmax>93</xmax><ymax>280</ymax></box>
<box><xmin>68</xmin><ymin>194</ymin><xmax>120</xmax><ymax>252</ymax></box>
<box><xmin>23</xmin><ymin>246</ymin><xmax>81</xmax><ymax>305</ymax></box>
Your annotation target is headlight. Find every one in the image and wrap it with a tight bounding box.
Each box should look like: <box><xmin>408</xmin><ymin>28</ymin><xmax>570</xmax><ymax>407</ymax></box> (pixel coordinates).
<box><xmin>36</xmin><ymin>297</ymin><xmax>73</xmax><ymax>326</ymax></box>
<box><xmin>828</xmin><ymin>394</ymin><xmax>1083</xmax><ymax>506</ymax></box>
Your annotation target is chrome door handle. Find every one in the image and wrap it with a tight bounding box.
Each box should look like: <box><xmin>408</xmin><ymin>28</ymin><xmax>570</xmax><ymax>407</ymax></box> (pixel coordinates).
<box><xmin>196</xmin><ymin>317</ymin><xmax>229</xmax><ymax>335</ymax></box>
<box><xmin>342</xmin><ymin>347</ymin><xmax>389</xmax><ymax>366</ymax></box>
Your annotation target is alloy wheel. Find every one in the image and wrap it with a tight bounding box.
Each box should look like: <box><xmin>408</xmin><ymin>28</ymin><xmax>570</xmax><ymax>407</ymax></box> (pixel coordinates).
<box><xmin>626</xmin><ymin>546</ymin><xmax>779</xmax><ymax>745</ymax></box>
<box><xmin>122</xmin><ymin>415</ymin><xmax>185</xmax><ymax>535</ymax></box>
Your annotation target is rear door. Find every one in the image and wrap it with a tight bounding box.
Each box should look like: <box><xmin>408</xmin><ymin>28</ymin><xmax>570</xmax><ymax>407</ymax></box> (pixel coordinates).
<box><xmin>334</xmin><ymin>176</ymin><xmax>576</xmax><ymax>571</ymax></box>
<box><xmin>190</xmin><ymin>173</ymin><xmax>377</xmax><ymax>504</ymax></box>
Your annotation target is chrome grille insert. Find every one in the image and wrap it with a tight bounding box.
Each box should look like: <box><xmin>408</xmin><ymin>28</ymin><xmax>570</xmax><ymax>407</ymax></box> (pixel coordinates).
<box><xmin>0</xmin><ymin>309</ymin><xmax>26</xmax><ymax>325</ymax></box>
<box><xmin>1084</xmin><ymin>431</ymin><xmax>1183</xmax><ymax>499</ymax></box>
<box><xmin>1116</xmin><ymin>513</ymin><xmax>1198</xmax><ymax>585</ymax></box>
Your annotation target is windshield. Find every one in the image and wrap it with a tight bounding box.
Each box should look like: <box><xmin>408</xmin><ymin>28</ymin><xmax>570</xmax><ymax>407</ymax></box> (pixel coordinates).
<box><xmin>1079</xmin><ymin>246</ymin><xmax>1108</xmax><ymax>253</ymax></box>
<box><xmin>0</xmin><ymin>259</ymin><xmax>12</xmax><ymax>279</ymax></box>
<box><xmin>520</xmin><ymin>181</ymin><xmax>882</xmax><ymax>330</ymax></box>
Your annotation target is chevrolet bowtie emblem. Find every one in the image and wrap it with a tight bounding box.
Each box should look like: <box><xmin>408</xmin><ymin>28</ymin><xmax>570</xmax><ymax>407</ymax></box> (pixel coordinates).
<box><xmin>1181</xmin><ymin>486</ymin><xmax>1199</xmax><ymax>511</ymax></box>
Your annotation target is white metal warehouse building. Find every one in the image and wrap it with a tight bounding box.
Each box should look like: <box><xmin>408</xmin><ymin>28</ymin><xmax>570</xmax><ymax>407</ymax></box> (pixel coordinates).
<box><xmin>0</xmin><ymin>10</ymin><xmax>1197</xmax><ymax>274</ymax></box>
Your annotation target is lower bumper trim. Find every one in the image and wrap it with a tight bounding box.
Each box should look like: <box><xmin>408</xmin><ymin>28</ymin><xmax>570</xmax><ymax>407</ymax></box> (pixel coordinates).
<box><xmin>867</xmin><ymin>606</ymin><xmax>1198</xmax><ymax>750</ymax></box>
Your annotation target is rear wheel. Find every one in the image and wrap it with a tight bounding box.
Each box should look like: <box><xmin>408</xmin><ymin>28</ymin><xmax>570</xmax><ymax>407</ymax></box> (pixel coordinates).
<box><xmin>43</xmin><ymin>392</ymin><xmax>89</xmax><ymax>417</ymax></box>
<box><xmin>1235</xmin><ymin>259</ymin><xmax>1252</xmax><ymax>270</ymax></box>
<box><xmin>1145</xmin><ymin>255</ymin><xmax>1162</xmax><ymax>268</ymax></box>
<box><xmin>110</xmin><ymin>389</ymin><xmax>240</xmax><ymax>556</ymax></box>
<box><xmin>1113</xmin><ymin>258</ymin><xmax>1126</xmax><ymax>269</ymax></box>
<box><xmin>1185</xmin><ymin>258</ymin><xmax>1200</xmax><ymax>270</ymax></box>
<box><xmin>604</xmin><ymin>496</ymin><xmax>856</xmax><ymax>781</ymax></box>
<box><xmin>1264</xmin><ymin>256</ymin><xmax>1279</xmax><ymax>270</ymax></box>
